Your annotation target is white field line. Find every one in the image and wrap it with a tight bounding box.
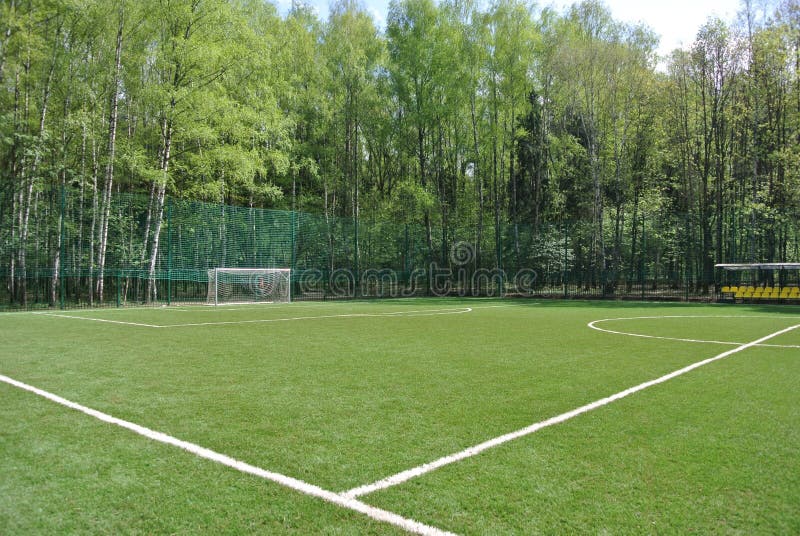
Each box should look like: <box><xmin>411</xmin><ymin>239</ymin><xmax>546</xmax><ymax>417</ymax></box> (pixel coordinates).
<box><xmin>5</xmin><ymin>299</ymin><xmax>522</xmax><ymax>315</ymax></box>
<box><xmin>342</xmin><ymin>322</ymin><xmax>800</xmax><ymax>499</ymax></box>
<box><xmin>199</xmin><ymin>303</ymin><xmax>348</xmax><ymax>312</ymax></box>
<box><xmin>181</xmin><ymin>302</ymin><xmax>529</xmax><ymax>314</ymax></box>
<box><xmin>156</xmin><ymin>307</ymin><xmax>473</xmax><ymax>328</ymax></box>
<box><xmin>21</xmin><ymin>303</ymin><xmax>339</xmax><ymax>314</ymax></box>
<box><xmin>29</xmin><ymin>307</ymin><xmax>473</xmax><ymax>328</ymax></box>
<box><xmin>161</xmin><ymin>302</ymin><xmax>530</xmax><ymax>327</ymax></box>
<box><xmin>0</xmin><ymin>374</ymin><xmax>455</xmax><ymax>536</ymax></box>
<box><xmin>5</xmin><ymin>300</ymin><xmax>524</xmax><ymax>320</ymax></box>
<box><xmin>470</xmin><ymin>303</ymin><xmax>539</xmax><ymax>309</ymax></box>
<box><xmin>34</xmin><ymin>312</ymin><xmax>160</xmax><ymax>328</ymax></box>
<box><xmin>588</xmin><ymin>315</ymin><xmax>800</xmax><ymax>349</ymax></box>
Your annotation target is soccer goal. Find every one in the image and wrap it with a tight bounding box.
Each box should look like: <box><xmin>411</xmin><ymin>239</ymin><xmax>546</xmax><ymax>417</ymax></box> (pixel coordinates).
<box><xmin>207</xmin><ymin>268</ymin><xmax>291</xmax><ymax>305</ymax></box>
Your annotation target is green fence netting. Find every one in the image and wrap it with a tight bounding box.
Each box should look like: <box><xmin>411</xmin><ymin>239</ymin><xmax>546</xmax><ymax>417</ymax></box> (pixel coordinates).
<box><xmin>2</xmin><ymin>186</ymin><xmax>799</xmax><ymax>309</ymax></box>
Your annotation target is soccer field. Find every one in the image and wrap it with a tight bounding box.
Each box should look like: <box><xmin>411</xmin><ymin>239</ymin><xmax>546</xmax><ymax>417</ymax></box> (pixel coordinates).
<box><xmin>2</xmin><ymin>299</ymin><xmax>799</xmax><ymax>534</ymax></box>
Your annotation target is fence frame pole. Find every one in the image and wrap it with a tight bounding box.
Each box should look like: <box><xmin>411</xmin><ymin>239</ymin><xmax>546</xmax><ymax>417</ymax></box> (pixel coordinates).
<box><xmin>354</xmin><ymin>214</ymin><xmax>359</xmax><ymax>298</ymax></box>
<box><xmin>167</xmin><ymin>197</ymin><xmax>172</xmax><ymax>306</ymax></box>
<box><xmin>59</xmin><ymin>185</ymin><xmax>66</xmax><ymax>309</ymax></box>
<box><xmin>563</xmin><ymin>221</ymin><xmax>568</xmax><ymax>299</ymax></box>
<box><xmin>290</xmin><ymin>210</ymin><xmax>296</xmax><ymax>303</ymax></box>
<box><xmin>640</xmin><ymin>212</ymin><xmax>646</xmax><ymax>300</ymax></box>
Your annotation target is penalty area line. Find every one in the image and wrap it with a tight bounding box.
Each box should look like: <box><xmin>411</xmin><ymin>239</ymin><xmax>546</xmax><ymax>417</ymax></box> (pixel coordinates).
<box><xmin>343</xmin><ymin>322</ymin><xmax>800</xmax><ymax>499</ymax></box>
<box><xmin>0</xmin><ymin>375</ymin><xmax>454</xmax><ymax>536</ymax></box>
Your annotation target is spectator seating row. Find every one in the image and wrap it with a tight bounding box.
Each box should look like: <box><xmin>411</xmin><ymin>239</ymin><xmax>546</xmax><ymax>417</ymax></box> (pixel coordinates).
<box><xmin>720</xmin><ymin>285</ymin><xmax>800</xmax><ymax>300</ymax></box>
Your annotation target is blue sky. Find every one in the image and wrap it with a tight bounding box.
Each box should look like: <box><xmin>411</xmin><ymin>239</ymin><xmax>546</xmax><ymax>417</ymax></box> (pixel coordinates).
<box><xmin>550</xmin><ymin>0</ymin><xmax>743</xmax><ymax>58</ymax></box>
<box><xmin>277</xmin><ymin>0</ymin><xmax>749</xmax><ymax>59</ymax></box>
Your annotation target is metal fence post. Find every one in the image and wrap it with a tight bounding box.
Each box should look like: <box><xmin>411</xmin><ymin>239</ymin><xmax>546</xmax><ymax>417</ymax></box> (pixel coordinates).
<box><xmin>290</xmin><ymin>210</ymin><xmax>296</xmax><ymax>302</ymax></box>
<box><xmin>563</xmin><ymin>221</ymin><xmax>568</xmax><ymax>298</ymax></box>
<box><xmin>641</xmin><ymin>212</ymin><xmax>646</xmax><ymax>301</ymax></box>
<box><xmin>404</xmin><ymin>223</ymin><xmax>410</xmax><ymax>283</ymax></box>
<box><xmin>354</xmin><ymin>214</ymin><xmax>359</xmax><ymax>298</ymax></box>
<box><xmin>496</xmin><ymin>221</ymin><xmax>504</xmax><ymax>296</ymax></box>
<box><xmin>166</xmin><ymin>197</ymin><xmax>172</xmax><ymax>306</ymax></box>
<box><xmin>684</xmin><ymin>214</ymin><xmax>690</xmax><ymax>301</ymax></box>
<box><xmin>59</xmin><ymin>185</ymin><xmax>66</xmax><ymax>309</ymax></box>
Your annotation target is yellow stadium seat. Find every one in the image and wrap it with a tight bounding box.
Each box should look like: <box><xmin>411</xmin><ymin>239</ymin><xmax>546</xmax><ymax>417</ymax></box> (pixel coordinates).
<box><xmin>721</xmin><ymin>286</ymin><xmax>731</xmax><ymax>293</ymax></box>
<box><xmin>764</xmin><ymin>286</ymin><xmax>773</xmax><ymax>293</ymax></box>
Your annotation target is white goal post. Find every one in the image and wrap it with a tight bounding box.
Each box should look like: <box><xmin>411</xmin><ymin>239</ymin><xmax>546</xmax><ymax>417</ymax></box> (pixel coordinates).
<box><xmin>207</xmin><ymin>268</ymin><xmax>291</xmax><ymax>305</ymax></box>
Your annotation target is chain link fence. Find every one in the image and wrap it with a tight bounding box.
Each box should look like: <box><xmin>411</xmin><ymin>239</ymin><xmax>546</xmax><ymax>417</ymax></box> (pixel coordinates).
<box><xmin>2</xmin><ymin>186</ymin><xmax>799</xmax><ymax>309</ymax></box>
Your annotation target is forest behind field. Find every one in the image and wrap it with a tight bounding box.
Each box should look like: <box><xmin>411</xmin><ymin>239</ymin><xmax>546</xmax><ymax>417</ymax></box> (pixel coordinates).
<box><xmin>2</xmin><ymin>0</ymin><xmax>800</xmax><ymax>304</ymax></box>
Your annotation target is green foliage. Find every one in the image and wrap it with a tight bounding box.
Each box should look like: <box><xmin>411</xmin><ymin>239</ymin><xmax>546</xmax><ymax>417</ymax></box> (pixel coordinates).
<box><xmin>1</xmin><ymin>0</ymin><xmax>800</xmax><ymax>306</ymax></box>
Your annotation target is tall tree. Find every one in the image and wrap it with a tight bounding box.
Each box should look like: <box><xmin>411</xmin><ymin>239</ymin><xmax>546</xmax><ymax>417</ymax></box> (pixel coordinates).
<box><xmin>387</xmin><ymin>0</ymin><xmax>441</xmax><ymax>259</ymax></box>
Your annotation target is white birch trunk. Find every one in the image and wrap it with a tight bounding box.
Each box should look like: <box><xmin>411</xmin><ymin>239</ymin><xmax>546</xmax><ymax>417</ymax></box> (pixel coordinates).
<box><xmin>95</xmin><ymin>7</ymin><xmax>124</xmax><ymax>302</ymax></box>
<box><xmin>146</xmin><ymin>116</ymin><xmax>172</xmax><ymax>302</ymax></box>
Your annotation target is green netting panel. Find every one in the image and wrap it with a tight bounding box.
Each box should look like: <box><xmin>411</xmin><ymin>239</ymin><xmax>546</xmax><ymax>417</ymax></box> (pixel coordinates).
<box><xmin>164</xmin><ymin>199</ymin><xmax>293</xmax><ymax>273</ymax></box>
<box><xmin>2</xmin><ymin>184</ymin><xmax>799</xmax><ymax>309</ymax></box>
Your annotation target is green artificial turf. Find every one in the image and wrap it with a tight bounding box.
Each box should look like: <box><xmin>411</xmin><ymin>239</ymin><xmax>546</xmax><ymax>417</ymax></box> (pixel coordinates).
<box><xmin>1</xmin><ymin>299</ymin><xmax>798</xmax><ymax>534</ymax></box>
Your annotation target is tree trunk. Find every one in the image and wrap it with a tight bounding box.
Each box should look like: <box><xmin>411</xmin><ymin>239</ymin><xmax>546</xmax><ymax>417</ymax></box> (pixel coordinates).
<box><xmin>51</xmin><ymin>89</ymin><xmax>72</xmax><ymax>306</ymax></box>
<box><xmin>8</xmin><ymin>68</ymin><xmax>21</xmax><ymax>303</ymax></box>
<box><xmin>146</xmin><ymin>116</ymin><xmax>173</xmax><ymax>302</ymax></box>
<box><xmin>0</xmin><ymin>0</ymin><xmax>15</xmax><ymax>85</ymax></box>
<box><xmin>89</xmin><ymin>126</ymin><xmax>99</xmax><ymax>305</ymax></box>
<box><xmin>96</xmin><ymin>6</ymin><xmax>124</xmax><ymax>302</ymax></box>
<box><xmin>19</xmin><ymin>21</ymin><xmax>58</xmax><ymax>307</ymax></box>
<box><xmin>470</xmin><ymin>92</ymin><xmax>483</xmax><ymax>270</ymax></box>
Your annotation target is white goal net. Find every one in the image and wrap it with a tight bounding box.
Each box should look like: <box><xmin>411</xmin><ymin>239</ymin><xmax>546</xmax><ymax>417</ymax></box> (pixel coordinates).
<box><xmin>207</xmin><ymin>268</ymin><xmax>291</xmax><ymax>305</ymax></box>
